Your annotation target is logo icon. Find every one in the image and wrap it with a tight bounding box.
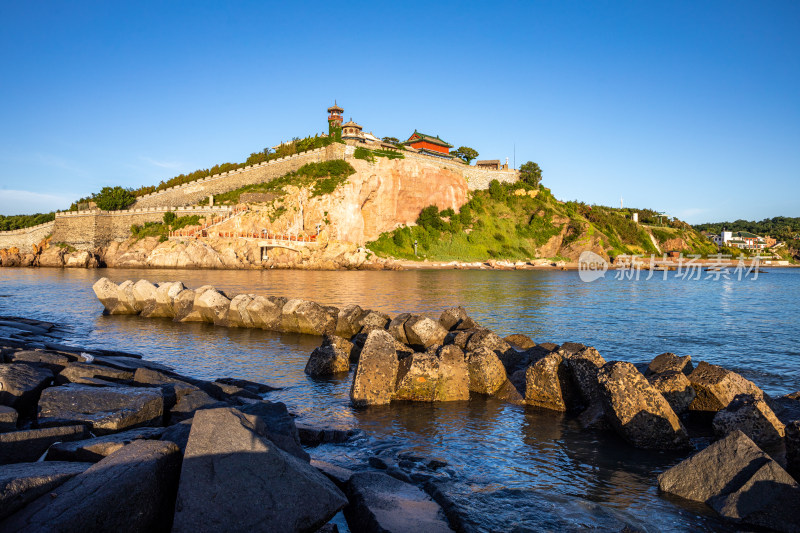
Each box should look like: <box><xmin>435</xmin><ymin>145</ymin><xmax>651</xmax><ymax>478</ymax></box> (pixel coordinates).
<box><xmin>578</xmin><ymin>251</ymin><xmax>608</xmax><ymax>283</ymax></box>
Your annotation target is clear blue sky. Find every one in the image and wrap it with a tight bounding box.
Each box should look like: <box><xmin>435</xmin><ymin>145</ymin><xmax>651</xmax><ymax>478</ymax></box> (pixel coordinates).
<box><xmin>1</xmin><ymin>1</ymin><xmax>798</xmax><ymax>224</ymax></box>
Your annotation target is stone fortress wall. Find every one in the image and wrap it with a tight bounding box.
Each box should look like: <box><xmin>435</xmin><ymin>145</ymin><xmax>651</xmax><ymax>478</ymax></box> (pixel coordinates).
<box><xmin>0</xmin><ymin>221</ymin><xmax>56</xmax><ymax>253</ymax></box>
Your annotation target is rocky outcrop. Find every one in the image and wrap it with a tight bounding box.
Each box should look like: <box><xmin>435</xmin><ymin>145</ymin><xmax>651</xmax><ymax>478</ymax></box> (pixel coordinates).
<box><xmin>404</xmin><ymin>316</ymin><xmax>448</xmax><ymax>351</ymax></box>
<box><xmin>0</xmin><ymin>462</ymin><xmax>91</xmax><ymax>521</ymax></box>
<box><xmin>0</xmin><ymin>364</ymin><xmax>54</xmax><ymax>415</ymax></box>
<box><xmin>514</xmin><ymin>350</ymin><xmax>574</xmax><ymax>411</ymax></box>
<box><xmin>350</xmin><ymin>330</ymin><xmax>399</xmax><ymax>407</ymax></box>
<box><xmin>0</xmin><ymin>406</ymin><xmax>18</xmax><ymax>432</ymax></box>
<box><xmin>647</xmin><ymin>371</ymin><xmax>696</xmax><ymax>415</ymax></box>
<box><xmin>305</xmin><ymin>335</ymin><xmax>353</xmax><ymax>376</ymax></box>
<box><xmin>646</xmin><ymin>352</ymin><xmax>693</xmax><ymax>376</ymax></box>
<box><xmin>172</xmin><ymin>408</ymin><xmax>346</xmax><ymax>533</ymax></box>
<box><xmin>688</xmin><ymin>361</ymin><xmax>764</xmax><ymax>413</ymax></box>
<box><xmin>0</xmin><ymin>425</ymin><xmax>90</xmax><ymax>465</ymax></box>
<box><xmin>394</xmin><ymin>353</ymin><xmax>440</xmax><ymax>402</ymax></box>
<box><xmin>439</xmin><ymin>306</ymin><xmax>476</xmax><ymax>332</ymax></box>
<box><xmin>46</xmin><ymin>426</ymin><xmax>166</xmax><ymax>462</ymax></box>
<box><xmin>597</xmin><ymin>361</ymin><xmax>690</xmax><ymax>449</ymax></box>
<box><xmin>712</xmin><ymin>394</ymin><xmax>785</xmax><ymax>446</ymax></box>
<box><xmin>786</xmin><ymin>421</ymin><xmax>800</xmax><ymax>480</ymax></box>
<box><xmin>466</xmin><ymin>347</ymin><xmax>507</xmax><ymax>396</ymax></box>
<box><xmin>658</xmin><ymin>430</ymin><xmax>800</xmax><ymax>532</ymax></box>
<box><xmin>436</xmin><ymin>345</ymin><xmax>470</xmax><ymax>401</ymax></box>
<box><xmin>564</xmin><ymin>346</ymin><xmax>606</xmax><ymax>407</ymax></box>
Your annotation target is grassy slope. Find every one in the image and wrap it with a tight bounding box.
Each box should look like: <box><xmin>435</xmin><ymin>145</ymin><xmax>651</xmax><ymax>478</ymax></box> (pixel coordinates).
<box><xmin>368</xmin><ymin>182</ymin><xmax>717</xmax><ymax>262</ymax></box>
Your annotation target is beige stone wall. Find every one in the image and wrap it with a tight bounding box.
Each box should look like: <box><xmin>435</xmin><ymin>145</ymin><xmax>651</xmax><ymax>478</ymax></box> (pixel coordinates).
<box><xmin>133</xmin><ymin>144</ymin><xmax>346</xmax><ymax>209</ymax></box>
<box><xmin>52</xmin><ymin>206</ymin><xmax>236</xmax><ymax>250</ymax></box>
<box><xmin>0</xmin><ymin>221</ymin><xmax>55</xmax><ymax>252</ymax></box>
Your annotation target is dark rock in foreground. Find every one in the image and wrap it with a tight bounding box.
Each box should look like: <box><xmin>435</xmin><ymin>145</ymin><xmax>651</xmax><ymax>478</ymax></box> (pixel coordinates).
<box><xmin>0</xmin><ymin>405</ymin><xmax>18</xmax><ymax>432</ymax></box>
<box><xmin>0</xmin><ymin>425</ymin><xmax>89</xmax><ymax>465</ymax></box>
<box><xmin>172</xmin><ymin>408</ymin><xmax>346</xmax><ymax>533</ymax></box>
<box><xmin>0</xmin><ymin>364</ymin><xmax>54</xmax><ymax>415</ymax></box>
<box><xmin>46</xmin><ymin>426</ymin><xmax>166</xmax><ymax>462</ymax></box>
<box><xmin>712</xmin><ymin>394</ymin><xmax>785</xmax><ymax>447</ymax></box>
<box><xmin>688</xmin><ymin>361</ymin><xmax>764</xmax><ymax>413</ymax></box>
<box><xmin>240</xmin><ymin>400</ymin><xmax>309</xmax><ymax>461</ymax></box>
<box><xmin>344</xmin><ymin>472</ymin><xmax>453</xmax><ymax>533</ymax></box>
<box><xmin>0</xmin><ymin>461</ymin><xmax>91</xmax><ymax>521</ymax></box>
<box><xmin>1</xmin><ymin>440</ymin><xmax>182</xmax><ymax>533</ymax></box>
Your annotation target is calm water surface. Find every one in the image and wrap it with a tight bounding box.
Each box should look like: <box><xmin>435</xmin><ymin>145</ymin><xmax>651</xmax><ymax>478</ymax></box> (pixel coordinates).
<box><xmin>1</xmin><ymin>267</ymin><xmax>798</xmax><ymax>531</ymax></box>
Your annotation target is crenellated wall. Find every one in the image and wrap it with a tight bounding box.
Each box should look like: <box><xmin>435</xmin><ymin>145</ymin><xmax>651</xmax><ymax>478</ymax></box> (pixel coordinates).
<box><xmin>0</xmin><ymin>221</ymin><xmax>55</xmax><ymax>252</ymax></box>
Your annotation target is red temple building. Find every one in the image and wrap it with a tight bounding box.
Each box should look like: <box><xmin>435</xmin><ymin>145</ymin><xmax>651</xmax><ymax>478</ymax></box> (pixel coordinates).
<box><xmin>404</xmin><ymin>130</ymin><xmax>453</xmax><ymax>157</ymax></box>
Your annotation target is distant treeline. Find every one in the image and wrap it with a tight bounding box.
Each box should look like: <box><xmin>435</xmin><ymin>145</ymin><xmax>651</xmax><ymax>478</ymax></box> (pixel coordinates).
<box><xmin>0</xmin><ymin>212</ymin><xmax>55</xmax><ymax>231</ymax></box>
<box><xmin>693</xmin><ymin>216</ymin><xmax>800</xmax><ymax>241</ymax></box>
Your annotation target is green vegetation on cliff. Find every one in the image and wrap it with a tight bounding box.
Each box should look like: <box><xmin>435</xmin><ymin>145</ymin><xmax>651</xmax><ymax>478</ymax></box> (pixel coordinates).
<box><xmin>200</xmin><ymin>160</ymin><xmax>356</xmax><ymax>205</ymax></box>
<box><xmin>130</xmin><ymin>214</ymin><xmax>202</xmax><ymax>241</ymax></box>
<box><xmin>354</xmin><ymin>147</ymin><xmax>404</xmax><ymax>162</ymax></box>
<box><xmin>368</xmin><ymin>180</ymin><xmax>716</xmax><ymax>262</ymax></box>
<box><xmin>0</xmin><ymin>212</ymin><xmax>55</xmax><ymax>231</ymax></box>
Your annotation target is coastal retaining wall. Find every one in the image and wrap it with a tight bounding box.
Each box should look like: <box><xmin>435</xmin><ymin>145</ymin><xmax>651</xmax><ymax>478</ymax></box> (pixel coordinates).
<box><xmin>0</xmin><ymin>221</ymin><xmax>55</xmax><ymax>252</ymax></box>
<box><xmin>133</xmin><ymin>143</ymin><xmax>346</xmax><ymax>209</ymax></box>
<box><xmin>52</xmin><ymin>206</ymin><xmax>237</xmax><ymax>249</ymax></box>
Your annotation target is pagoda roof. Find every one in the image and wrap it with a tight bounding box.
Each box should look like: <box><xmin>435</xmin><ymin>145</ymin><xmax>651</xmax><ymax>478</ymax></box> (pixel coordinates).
<box><xmin>327</xmin><ymin>103</ymin><xmax>344</xmax><ymax>113</ymax></box>
<box><xmin>342</xmin><ymin>119</ymin><xmax>362</xmax><ymax>129</ymax></box>
<box><xmin>404</xmin><ymin>130</ymin><xmax>453</xmax><ymax>148</ymax></box>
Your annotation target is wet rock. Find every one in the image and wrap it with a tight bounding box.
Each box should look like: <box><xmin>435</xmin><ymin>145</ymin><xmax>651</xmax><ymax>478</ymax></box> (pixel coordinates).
<box><xmin>1</xmin><ymin>440</ymin><xmax>182</xmax><ymax>533</ymax></box>
<box><xmin>214</xmin><ymin>376</ymin><xmax>277</xmax><ymax>395</ymax></box>
<box><xmin>46</xmin><ymin>426</ymin><xmax>165</xmax><ymax>462</ymax></box>
<box><xmin>0</xmin><ymin>461</ymin><xmax>91</xmax><ymax>521</ymax></box>
<box><xmin>465</xmin><ymin>328</ymin><xmax>512</xmax><ymax>358</ymax></box>
<box><xmin>344</xmin><ymin>472</ymin><xmax>453</xmax><ymax>533</ymax></box>
<box><xmin>504</xmin><ymin>334</ymin><xmax>535</xmax><ymax>350</ymax></box>
<box><xmin>558</xmin><ymin>342</ymin><xmax>586</xmax><ymax>355</ymax></box>
<box><xmin>335</xmin><ymin>305</ymin><xmax>366</xmax><ymax>338</ymax></box>
<box><xmin>226</xmin><ymin>294</ymin><xmax>255</xmax><ymax>327</ymax></box>
<box><xmin>688</xmin><ymin>361</ymin><xmax>765</xmax><ymax>413</ymax></box>
<box><xmin>170</xmin><ymin>389</ymin><xmax>226</xmax><ymax>424</ymax></box>
<box><xmin>769</xmin><ymin>392</ymin><xmax>800</xmax><ymax>425</ymax></box>
<box><xmin>282</xmin><ymin>299</ymin><xmax>337</xmax><ymax>336</ymax></box>
<box><xmin>239</xmin><ymin>400</ymin><xmax>308</xmax><ymax>461</ymax></box>
<box><xmin>786</xmin><ymin>421</ymin><xmax>800</xmax><ymax>480</ymax></box>
<box><xmin>245</xmin><ymin>295</ymin><xmax>285</xmax><ymax>330</ymax></box>
<box><xmin>0</xmin><ymin>364</ymin><xmax>53</xmax><ymax>414</ymax></box>
<box><xmin>646</xmin><ymin>352</ymin><xmax>694</xmax><ymax>376</ymax></box>
<box><xmin>160</xmin><ymin>418</ymin><xmax>193</xmax><ymax>454</ymax></box>
<box><xmin>647</xmin><ymin>370</ymin><xmax>696</xmax><ymax>415</ymax></box>
<box><xmin>658</xmin><ymin>430</ymin><xmax>800</xmax><ymax>532</ymax></box>
<box><xmin>438</xmin><ymin>306</ymin><xmax>476</xmax><ymax>331</ymax></box>
<box><xmin>0</xmin><ymin>425</ymin><xmax>89</xmax><ymax>464</ymax></box>
<box><xmin>358</xmin><ymin>310</ymin><xmax>391</xmax><ymax>332</ymax></box>
<box><xmin>58</xmin><ymin>362</ymin><xmax>134</xmax><ymax>384</ymax></box>
<box><xmin>5</xmin><ymin>350</ymin><xmax>78</xmax><ymax>374</ymax></box>
<box><xmin>564</xmin><ymin>346</ymin><xmax>606</xmax><ymax>407</ymax></box>
<box><xmin>466</xmin><ymin>346</ymin><xmax>507</xmax><ymax>395</ymax></box>
<box><xmin>394</xmin><ymin>353</ymin><xmax>440</xmax><ymax>402</ymax></box>
<box><xmin>297</xmin><ymin>424</ymin><xmax>359</xmax><ymax>446</ymax></box>
<box><xmin>388</xmin><ymin>313</ymin><xmax>412</xmax><ymax>344</ymax></box>
<box><xmin>38</xmin><ymin>384</ymin><xmax>164</xmax><ymax>435</ymax></box>
<box><xmin>305</xmin><ymin>335</ymin><xmax>352</xmax><ymax>376</ymax></box>
<box><xmin>0</xmin><ymin>405</ymin><xmax>18</xmax><ymax>432</ymax></box>
<box><xmin>311</xmin><ymin>459</ymin><xmax>355</xmax><ymax>489</ymax></box>
<box><xmin>350</xmin><ymin>330</ymin><xmax>399</xmax><ymax>407</ymax></box>
<box><xmin>515</xmin><ymin>350</ymin><xmax>575</xmax><ymax>411</ymax></box>
<box><xmin>140</xmin><ymin>281</ymin><xmax>184</xmax><ymax>318</ymax></box>
<box><xmin>493</xmin><ymin>379</ymin><xmax>526</xmax><ymax>405</ymax></box>
<box><xmin>436</xmin><ymin>345</ymin><xmax>469</xmax><ymax>401</ymax></box>
<box><xmin>712</xmin><ymin>394</ymin><xmax>785</xmax><ymax>447</ymax></box>
<box><xmin>172</xmin><ymin>408</ymin><xmax>346</xmax><ymax>533</ymax></box>
<box><xmin>538</xmin><ymin>342</ymin><xmax>560</xmax><ymax>352</ymax></box>
<box><xmin>597</xmin><ymin>361</ymin><xmax>690</xmax><ymax>449</ymax></box>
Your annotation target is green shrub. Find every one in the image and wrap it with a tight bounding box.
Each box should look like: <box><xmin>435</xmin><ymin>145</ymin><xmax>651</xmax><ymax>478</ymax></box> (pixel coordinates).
<box><xmin>354</xmin><ymin>147</ymin><xmax>375</xmax><ymax>162</ymax></box>
<box><xmin>162</xmin><ymin>211</ymin><xmax>176</xmax><ymax>225</ymax></box>
<box><xmin>94</xmin><ymin>186</ymin><xmax>136</xmax><ymax>211</ymax></box>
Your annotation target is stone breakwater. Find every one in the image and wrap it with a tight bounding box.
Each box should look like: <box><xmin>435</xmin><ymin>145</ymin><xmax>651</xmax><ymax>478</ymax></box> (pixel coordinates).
<box><xmin>89</xmin><ymin>277</ymin><xmax>800</xmax><ymax>532</ymax></box>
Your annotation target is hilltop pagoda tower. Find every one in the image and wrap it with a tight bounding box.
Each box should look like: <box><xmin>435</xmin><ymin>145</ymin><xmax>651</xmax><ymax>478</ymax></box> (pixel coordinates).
<box><xmin>327</xmin><ymin>102</ymin><xmax>343</xmax><ymax>130</ymax></box>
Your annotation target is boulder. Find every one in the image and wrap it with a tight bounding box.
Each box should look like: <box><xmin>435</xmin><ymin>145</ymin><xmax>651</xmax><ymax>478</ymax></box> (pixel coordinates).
<box><xmin>58</xmin><ymin>362</ymin><xmax>134</xmax><ymax>384</ymax></box>
<box><xmin>247</xmin><ymin>295</ymin><xmax>286</xmax><ymax>330</ymax></box>
<box><xmin>438</xmin><ymin>306</ymin><xmax>476</xmax><ymax>331</ymax></box>
<box><xmin>559</xmin><ymin>342</ymin><xmax>586</xmax><ymax>355</ymax></box>
<box><xmin>647</xmin><ymin>370</ymin><xmax>696</xmax><ymax>415</ymax></box>
<box><xmin>712</xmin><ymin>394</ymin><xmax>785</xmax><ymax>447</ymax></box>
<box><xmin>170</xmin><ymin>389</ymin><xmax>226</xmax><ymax>424</ymax></box>
<box><xmin>46</xmin><ymin>426</ymin><xmax>165</xmax><ymax>462</ymax></box>
<box><xmin>130</xmin><ymin>279</ymin><xmax>158</xmax><ymax>312</ymax></box>
<box><xmin>239</xmin><ymin>400</ymin><xmax>308</xmax><ymax>461</ymax></box>
<box><xmin>296</xmin><ymin>424</ymin><xmax>359</xmax><ymax>446</ymax></box>
<box><xmin>115</xmin><ymin>280</ymin><xmax>139</xmax><ymax>314</ymax></box>
<box><xmin>194</xmin><ymin>288</ymin><xmax>231</xmax><ymax>325</ymax></box>
<box><xmin>466</xmin><ymin>347</ymin><xmax>507</xmax><ymax>395</ymax></box>
<box><xmin>172</xmin><ymin>289</ymin><xmax>199</xmax><ymax>321</ymax></box>
<box><xmin>226</xmin><ymin>294</ymin><xmax>255</xmax><ymax>327</ymax></box>
<box><xmin>38</xmin><ymin>384</ymin><xmax>164</xmax><ymax>435</ymax></box>
<box><xmin>436</xmin><ymin>345</ymin><xmax>469</xmax><ymax>401</ymax></box>
<box><xmin>0</xmin><ymin>364</ymin><xmax>53</xmax><ymax>414</ymax></box>
<box><xmin>563</xmin><ymin>346</ymin><xmax>606</xmax><ymax>407</ymax></box>
<box><xmin>597</xmin><ymin>361</ymin><xmax>690</xmax><ymax>450</ymax></box>
<box><xmin>214</xmin><ymin>377</ymin><xmax>277</xmax><ymax>394</ymax></box>
<box><xmin>350</xmin><ymin>330</ymin><xmax>398</xmax><ymax>407</ymax></box>
<box><xmin>281</xmin><ymin>299</ymin><xmax>337</xmax><ymax>336</ymax></box>
<box><xmin>160</xmin><ymin>418</ymin><xmax>193</xmax><ymax>454</ymax></box>
<box><xmin>394</xmin><ymin>353</ymin><xmax>440</xmax><ymax>402</ymax></box>
<box><xmin>514</xmin><ymin>350</ymin><xmax>575</xmax><ymax>411</ymax></box>
<box><xmin>404</xmin><ymin>316</ymin><xmax>448</xmax><ymax>351</ymax></box>
<box><xmin>1</xmin><ymin>440</ymin><xmax>182</xmax><ymax>533</ymax></box>
<box><xmin>786</xmin><ymin>421</ymin><xmax>800</xmax><ymax>480</ymax></box>
<box><xmin>344</xmin><ymin>472</ymin><xmax>453</xmax><ymax>533</ymax></box>
<box><xmin>0</xmin><ymin>405</ymin><xmax>18</xmax><ymax>432</ymax></box>
<box><xmin>92</xmin><ymin>278</ymin><xmax>133</xmax><ymax>315</ymax></box>
<box><xmin>504</xmin><ymin>334</ymin><xmax>535</xmax><ymax>350</ymax></box>
<box><xmin>771</xmin><ymin>393</ymin><xmax>800</xmax><ymax>425</ymax></box>
<box><xmin>172</xmin><ymin>408</ymin><xmax>346</xmax><ymax>533</ymax></box>
<box><xmin>493</xmin><ymin>379</ymin><xmax>526</xmax><ymax>405</ymax></box>
<box><xmin>358</xmin><ymin>310</ymin><xmax>391</xmax><ymax>332</ymax></box>
<box><xmin>646</xmin><ymin>352</ymin><xmax>693</xmax><ymax>376</ymax></box>
<box><xmin>335</xmin><ymin>305</ymin><xmax>366</xmax><ymax>338</ymax></box>
<box><xmin>465</xmin><ymin>328</ymin><xmax>511</xmax><ymax>358</ymax></box>
<box><xmin>688</xmin><ymin>361</ymin><xmax>764</xmax><ymax>413</ymax></box>
<box><xmin>448</xmin><ymin>328</ymin><xmax>476</xmax><ymax>350</ymax></box>
<box><xmin>658</xmin><ymin>430</ymin><xmax>800</xmax><ymax>532</ymax></box>
<box><xmin>311</xmin><ymin>459</ymin><xmax>354</xmax><ymax>489</ymax></box>
<box><xmin>6</xmin><ymin>350</ymin><xmax>78</xmax><ymax>373</ymax></box>
<box><xmin>140</xmin><ymin>281</ymin><xmax>184</xmax><ymax>318</ymax></box>
<box><xmin>388</xmin><ymin>313</ymin><xmax>412</xmax><ymax>344</ymax></box>
<box><xmin>0</xmin><ymin>461</ymin><xmax>91</xmax><ymax>521</ymax></box>
<box><xmin>0</xmin><ymin>425</ymin><xmax>89</xmax><ymax>464</ymax></box>
<box><xmin>305</xmin><ymin>336</ymin><xmax>352</xmax><ymax>376</ymax></box>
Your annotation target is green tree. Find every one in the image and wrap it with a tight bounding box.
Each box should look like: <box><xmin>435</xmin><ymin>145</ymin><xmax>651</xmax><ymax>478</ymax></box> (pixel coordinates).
<box><xmin>453</xmin><ymin>146</ymin><xmax>479</xmax><ymax>164</ymax></box>
<box><xmin>488</xmin><ymin>179</ymin><xmax>507</xmax><ymax>201</ymax></box>
<box><xmin>163</xmin><ymin>211</ymin><xmax>176</xmax><ymax>225</ymax></box>
<box><xmin>94</xmin><ymin>186</ymin><xmax>136</xmax><ymax>211</ymax></box>
<box><xmin>520</xmin><ymin>161</ymin><xmax>542</xmax><ymax>187</ymax></box>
